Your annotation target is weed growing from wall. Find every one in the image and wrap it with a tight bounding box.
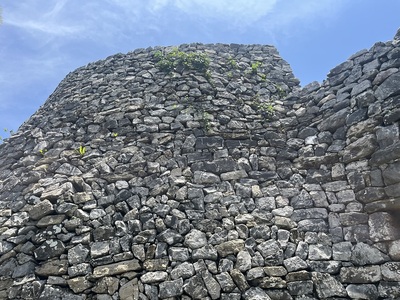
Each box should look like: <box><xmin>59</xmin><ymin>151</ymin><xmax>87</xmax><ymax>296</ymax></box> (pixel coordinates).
<box><xmin>154</xmin><ymin>48</ymin><xmax>210</xmax><ymax>73</ymax></box>
<box><xmin>251</xmin><ymin>61</ymin><xmax>262</xmax><ymax>74</ymax></box>
<box><xmin>76</xmin><ymin>145</ymin><xmax>86</xmax><ymax>156</ymax></box>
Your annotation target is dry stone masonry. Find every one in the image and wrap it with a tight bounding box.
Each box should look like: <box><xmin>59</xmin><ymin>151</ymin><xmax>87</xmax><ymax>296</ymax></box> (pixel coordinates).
<box><xmin>1</xmin><ymin>29</ymin><xmax>400</xmax><ymax>299</ymax></box>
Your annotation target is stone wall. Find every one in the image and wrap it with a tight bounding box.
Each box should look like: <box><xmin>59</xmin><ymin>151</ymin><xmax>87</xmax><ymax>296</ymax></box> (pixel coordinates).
<box><xmin>0</xmin><ymin>30</ymin><xmax>400</xmax><ymax>299</ymax></box>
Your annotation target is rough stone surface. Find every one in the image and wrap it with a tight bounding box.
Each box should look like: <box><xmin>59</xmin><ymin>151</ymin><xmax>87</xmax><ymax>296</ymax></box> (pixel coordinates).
<box><xmin>1</xmin><ymin>33</ymin><xmax>400</xmax><ymax>299</ymax></box>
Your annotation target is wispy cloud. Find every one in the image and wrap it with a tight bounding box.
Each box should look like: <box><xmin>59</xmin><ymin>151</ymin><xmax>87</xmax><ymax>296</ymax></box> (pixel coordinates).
<box><xmin>5</xmin><ymin>1</ymin><xmax>82</xmax><ymax>39</ymax></box>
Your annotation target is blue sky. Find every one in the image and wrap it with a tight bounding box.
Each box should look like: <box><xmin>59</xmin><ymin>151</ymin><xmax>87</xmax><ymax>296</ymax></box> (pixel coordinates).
<box><xmin>1</xmin><ymin>0</ymin><xmax>399</xmax><ymax>135</ymax></box>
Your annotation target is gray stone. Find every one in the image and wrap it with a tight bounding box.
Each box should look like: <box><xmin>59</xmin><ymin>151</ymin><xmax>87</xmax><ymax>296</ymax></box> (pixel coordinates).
<box><xmin>36</xmin><ymin>215</ymin><xmax>66</xmax><ymax>228</ymax></box>
<box><xmin>369</xmin><ymin>212</ymin><xmax>400</xmax><ymax>242</ymax></box>
<box><xmin>0</xmin><ymin>241</ymin><xmax>13</xmax><ymax>255</ymax></box>
<box><xmin>193</xmin><ymin>171</ymin><xmax>221</xmax><ymax>184</ymax></box>
<box><xmin>382</xmin><ymin>162</ymin><xmax>400</xmax><ymax>186</ymax></box>
<box><xmin>370</xmin><ymin>141</ymin><xmax>400</xmax><ymax>166</ymax></box>
<box><xmin>202</xmin><ymin>270</ymin><xmax>221</xmax><ymax>299</ymax></box>
<box><xmin>170</xmin><ymin>262</ymin><xmax>195</xmax><ymax>280</ymax></box>
<box><xmin>184</xmin><ymin>229</ymin><xmax>207</xmax><ymax>249</ymax></box>
<box><xmin>230</xmin><ymin>269</ymin><xmax>249</xmax><ymax>292</ymax></box>
<box><xmin>259</xmin><ymin>276</ymin><xmax>287</xmax><ymax>289</ymax></box>
<box><xmin>35</xmin><ymin>259</ymin><xmax>68</xmax><ymax>276</ymax></box>
<box><xmin>28</xmin><ymin>200</ymin><xmax>54</xmax><ymax>220</ymax></box>
<box><xmin>376</xmin><ymin>124</ymin><xmax>399</xmax><ymax>148</ymax></box>
<box><xmin>143</xmin><ymin>258</ymin><xmax>169</xmax><ymax>271</ymax></box>
<box><xmin>246</xmin><ymin>267</ymin><xmax>265</xmax><ymax>281</ymax></box>
<box><xmin>346</xmin><ymin>284</ymin><xmax>378</xmax><ymax>300</ymax></box>
<box><xmin>13</xmin><ymin>261</ymin><xmax>36</xmax><ymax>278</ymax></box>
<box><xmin>159</xmin><ymin>278</ymin><xmax>183</xmax><ymax>298</ymax></box>
<box><xmin>68</xmin><ymin>263</ymin><xmax>92</xmax><ymax>277</ymax></box>
<box><xmin>317</xmin><ymin>108</ymin><xmax>350</xmax><ymax>133</ymax></box>
<box><xmin>356</xmin><ymin>187</ymin><xmax>386</xmax><ymax>204</ymax></box>
<box><xmin>34</xmin><ymin>240</ymin><xmax>65</xmax><ymax>261</ymax></box>
<box><xmin>90</xmin><ymin>241</ymin><xmax>110</xmax><ymax>258</ymax></box>
<box><xmin>140</xmin><ymin>271</ymin><xmax>168</xmax><ymax>283</ymax></box>
<box><xmin>215</xmin><ymin>239</ymin><xmax>245</xmax><ymax>257</ymax></box>
<box><xmin>220</xmin><ymin>169</ymin><xmax>247</xmax><ymax>181</ymax></box>
<box><xmin>350</xmin><ymin>242</ymin><xmax>389</xmax><ymax>265</ymax></box>
<box><xmin>67</xmin><ymin>276</ymin><xmax>92</xmax><ymax>293</ymax></box>
<box><xmin>298</xmin><ymin>219</ymin><xmax>328</xmax><ymax>232</ymax></box>
<box><xmin>388</xmin><ymin>239</ymin><xmax>400</xmax><ymax>260</ymax></box>
<box><xmin>235</xmin><ymin>250</ymin><xmax>252</xmax><ymax>271</ymax></box>
<box><xmin>243</xmin><ymin>287</ymin><xmax>272</xmax><ymax>300</ymax></box>
<box><xmin>168</xmin><ymin>247</ymin><xmax>190</xmax><ymax>261</ymax></box>
<box><xmin>216</xmin><ymin>271</ymin><xmax>236</xmax><ymax>292</ymax></box>
<box><xmin>183</xmin><ymin>274</ymin><xmax>208</xmax><ymax>299</ymax></box>
<box><xmin>308</xmin><ymin>244</ymin><xmax>332</xmax><ymax>260</ymax></box>
<box><xmin>192</xmin><ymin>245</ymin><xmax>218</xmax><ymax>260</ymax></box>
<box><xmin>68</xmin><ymin>244</ymin><xmax>89</xmax><ymax>265</ymax></box>
<box><xmin>378</xmin><ymin>281</ymin><xmax>400</xmax><ymax>298</ymax></box>
<box><xmin>119</xmin><ymin>278</ymin><xmax>139</xmax><ymax>300</ymax></box>
<box><xmin>4</xmin><ymin>212</ymin><xmax>30</xmax><ymax>227</ymax></box>
<box><xmin>342</xmin><ymin>134</ymin><xmax>378</xmax><ymax>163</ymax></box>
<box><xmin>92</xmin><ymin>276</ymin><xmax>119</xmax><ymax>295</ymax></box>
<box><xmin>375</xmin><ymin>72</ymin><xmax>400</xmax><ymax>100</ymax></box>
<box><xmin>340</xmin><ymin>266</ymin><xmax>381</xmax><ymax>283</ymax></box>
<box><xmin>283</xmin><ymin>256</ymin><xmax>308</xmax><ymax>272</ymax></box>
<box><xmin>157</xmin><ymin>229</ymin><xmax>183</xmax><ymax>245</ymax></box>
<box><xmin>291</xmin><ymin>208</ymin><xmax>327</xmax><ymax>222</ymax></box>
<box><xmin>332</xmin><ymin>242</ymin><xmax>352</xmax><ymax>261</ymax></box>
<box><xmin>339</xmin><ymin>212</ymin><xmax>368</xmax><ymax>226</ymax></box>
<box><xmin>381</xmin><ymin>262</ymin><xmax>400</xmax><ymax>281</ymax></box>
<box><xmin>93</xmin><ymin>259</ymin><xmax>141</xmax><ymax>278</ymax></box>
<box><xmin>312</xmin><ymin>272</ymin><xmax>346</xmax><ymax>298</ymax></box>
<box><xmin>309</xmin><ymin>260</ymin><xmax>341</xmax><ymax>274</ymax></box>
<box><xmin>287</xmin><ymin>280</ymin><xmax>313</xmax><ymax>296</ymax></box>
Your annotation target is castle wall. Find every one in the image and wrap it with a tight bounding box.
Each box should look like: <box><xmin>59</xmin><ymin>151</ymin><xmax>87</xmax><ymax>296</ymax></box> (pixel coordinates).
<box><xmin>0</xmin><ymin>32</ymin><xmax>400</xmax><ymax>299</ymax></box>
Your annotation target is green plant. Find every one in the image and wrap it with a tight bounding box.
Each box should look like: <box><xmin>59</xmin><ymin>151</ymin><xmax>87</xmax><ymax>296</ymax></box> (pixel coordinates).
<box><xmin>76</xmin><ymin>145</ymin><xmax>86</xmax><ymax>156</ymax></box>
<box><xmin>228</xmin><ymin>57</ymin><xmax>238</xmax><ymax>69</ymax></box>
<box><xmin>205</xmin><ymin>69</ymin><xmax>212</xmax><ymax>80</ymax></box>
<box><xmin>251</xmin><ymin>95</ymin><xmax>275</xmax><ymax>119</ymax></box>
<box><xmin>154</xmin><ymin>48</ymin><xmax>210</xmax><ymax>73</ymax></box>
<box><xmin>202</xmin><ymin>111</ymin><xmax>212</xmax><ymax>133</ymax></box>
<box><xmin>112</xmin><ymin>132</ymin><xmax>119</xmax><ymax>138</ymax></box>
<box><xmin>251</xmin><ymin>61</ymin><xmax>262</xmax><ymax>74</ymax></box>
<box><xmin>39</xmin><ymin>149</ymin><xmax>47</xmax><ymax>156</ymax></box>
<box><xmin>275</xmin><ymin>84</ymin><xmax>287</xmax><ymax>98</ymax></box>
<box><xmin>257</xmin><ymin>102</ymin><xmax>275</xmax><ymax>116</ymax></box>
<box><xmin>260</xmin><ymin>73</ymin><xmax>267</xmax><ymax>81</ymax></box>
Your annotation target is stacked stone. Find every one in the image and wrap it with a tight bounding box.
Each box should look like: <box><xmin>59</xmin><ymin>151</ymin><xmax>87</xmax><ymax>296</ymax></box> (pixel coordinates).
<box><xmin>0</xmin><ymin>31</ymin><xmax>399</xmax><ymax>299</ymax></box>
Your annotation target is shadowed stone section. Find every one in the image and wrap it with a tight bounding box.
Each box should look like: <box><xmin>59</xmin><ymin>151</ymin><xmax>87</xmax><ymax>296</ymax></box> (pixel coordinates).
<box><xmin>35</xmin><ymin>259</ymin><xmax>68</xmax><ymax>276</ymax></box>
<box><xmin>342</xmin><ymin>134</ymin><xmax>378</xmax><ymax>163</ymax></box>
<box><xmin>1</xmin><ymin>32</ymin><xmax>400</xmax><ymax>299</ymax></box>
<box><xmin>317</xmin><ymin>108</ymin><xmax>349</xmax><ymax>132</ymax></box>
<box><xmin>375</xmin><ymin>72</ymin><xmax>400</xmax><ymax>100</ymax></box>
<box><xmin>369</xmin><ymin>212</ymin><xmax>400</xmax><ymax>242</ymax></box>
<box><xmin>350</xmin><ymin>242</ymin><xmax>389</xmax><ymax>265</ymax></box>
<box><xmin>34</xmin><ymin>240</ymin><xmax>65</xmax><ymax>261</ymax></box>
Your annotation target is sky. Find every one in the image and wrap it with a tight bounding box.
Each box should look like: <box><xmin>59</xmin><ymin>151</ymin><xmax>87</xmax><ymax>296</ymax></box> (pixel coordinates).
<box><xmin>0</xmin><ymin>0</ymin><xmax>399</xmax><ymax>136</ymax></box>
